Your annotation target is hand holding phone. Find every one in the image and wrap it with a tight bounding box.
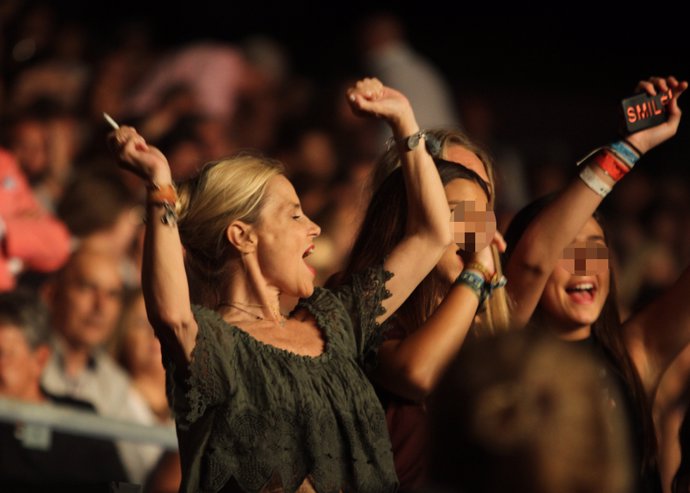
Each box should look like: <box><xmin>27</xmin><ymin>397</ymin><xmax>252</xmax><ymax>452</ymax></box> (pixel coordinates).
<box><xmin>621</xmin><ymin>90</ymin><xmax>672</xmax><ymax>134</ymax></box>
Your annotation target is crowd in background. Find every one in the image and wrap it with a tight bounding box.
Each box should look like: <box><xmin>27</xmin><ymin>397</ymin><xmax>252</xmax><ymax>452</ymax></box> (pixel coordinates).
<box><xmin>1</xmin><ymin>2</ymin><xmax>690</xmax><ymax>492</ymax></box>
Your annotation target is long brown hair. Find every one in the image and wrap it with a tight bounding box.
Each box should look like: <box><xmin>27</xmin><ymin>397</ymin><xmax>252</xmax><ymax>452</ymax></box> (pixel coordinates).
<box><xmin>503</xmin><ymin>195</ymin><xmax>657</xmax><ymax>476</ymax></box>
<box><xmin>342</xmin><ymin>128</ymin><xmax>510</xmax><ymax>332</ymax></box>
<box><xmin>334</xmin><ymin>127</ymin><xmax>508</xmax><ymax>335</ymax></box>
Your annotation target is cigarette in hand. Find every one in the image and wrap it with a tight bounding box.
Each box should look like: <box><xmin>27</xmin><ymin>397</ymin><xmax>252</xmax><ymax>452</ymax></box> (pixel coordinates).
<box><xmin>103</xmin><ymin>112</ymin><xmax>120</xmax><ymax>130</ymax></box>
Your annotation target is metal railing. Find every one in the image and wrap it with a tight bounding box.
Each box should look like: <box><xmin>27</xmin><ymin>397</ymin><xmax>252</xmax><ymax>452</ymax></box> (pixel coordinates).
<box><xmin>0</xmin><ymin>397</ymin><xmax>178</xmax><ymax>450</ymax></box>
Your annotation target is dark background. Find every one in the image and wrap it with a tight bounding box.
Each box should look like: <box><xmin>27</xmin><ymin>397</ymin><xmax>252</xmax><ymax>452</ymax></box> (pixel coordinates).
<box><xmin>7</xmin><ymin>1</ymin><xmax>690</xmax><ymax>170</ymax></box>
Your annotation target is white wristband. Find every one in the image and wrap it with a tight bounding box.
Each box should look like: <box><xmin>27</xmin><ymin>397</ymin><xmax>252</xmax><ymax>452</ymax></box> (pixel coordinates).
<box><xmin>579</xmin><ymin>165</ymin><xmax>611</xmax><ymax>198</ymax></box>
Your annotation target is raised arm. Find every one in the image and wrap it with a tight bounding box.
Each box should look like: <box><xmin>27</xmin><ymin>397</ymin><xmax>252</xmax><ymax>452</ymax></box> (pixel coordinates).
<box><xmin>619</xmin><ymin>77</ymin><xmax>690</xmax><ymax>394</ymax></box>
<box><xmin>110</xmin><ymin>127</ymin><xmax>197</xmax><ymax>363</ymax></box>
<box><xmin>374</xmin><ymin>233</ymin><xmax>506</xmax><ymax>401</ymax></box>
<box><xmin>505</xmin><ymin>76</ymin><xmax>687</xmax><ymax>330</ymax></box>
<box><xmin>347</xmin><ymin>78</ymin><xmax>452</xmax><ymax>324</ymax></box>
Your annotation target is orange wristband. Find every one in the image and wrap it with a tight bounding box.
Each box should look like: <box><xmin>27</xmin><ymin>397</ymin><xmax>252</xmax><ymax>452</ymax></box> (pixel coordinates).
<box><xmin>594</xmin><ymin>151</ymin><xmax>630</xmax><ymax>182</ymax></box>
<box><xmin>147</xmin><ymin>183</ymin><xmax>178</xmax><ymax>205</ymax></box>
<box><xmin>147</xmin><ymin>184</ymin><xmax>179</xmax><ymax>226</ymax></box>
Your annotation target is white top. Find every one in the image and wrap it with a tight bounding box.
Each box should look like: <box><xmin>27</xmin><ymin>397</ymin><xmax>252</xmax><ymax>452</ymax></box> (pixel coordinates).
<box><xmin>41</xmin><ymin>340</ymin><xmax>166</xmax><ymax>484</ymax></box>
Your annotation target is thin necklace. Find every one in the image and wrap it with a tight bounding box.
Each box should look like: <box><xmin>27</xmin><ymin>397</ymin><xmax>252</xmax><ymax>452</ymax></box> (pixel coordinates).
<box><xmin>217</xmin><ymin>302</ymin><xmax>287</xmax><ymax>327</ymax></box>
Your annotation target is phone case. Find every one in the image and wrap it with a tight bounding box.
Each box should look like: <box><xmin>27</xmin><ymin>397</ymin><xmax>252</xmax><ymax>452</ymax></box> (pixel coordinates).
<box><xmin>621</xmin><ymin>90</ymin><xmax>672</xmax><ymax>133</ymax></box>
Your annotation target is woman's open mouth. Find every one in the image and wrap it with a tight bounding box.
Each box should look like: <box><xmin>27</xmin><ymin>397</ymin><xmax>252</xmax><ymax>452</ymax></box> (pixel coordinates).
<box><xmin>565</xmin><ymin>282</ymin><xmax>596</xmax><ymax>304</ymax></box>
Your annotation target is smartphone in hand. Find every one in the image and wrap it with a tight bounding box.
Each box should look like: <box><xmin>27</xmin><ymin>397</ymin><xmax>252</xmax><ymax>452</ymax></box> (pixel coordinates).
<box><xmin>621</xmin><ymin>89</ymin><xmax>672</xmax><ymax>133</ymax></box>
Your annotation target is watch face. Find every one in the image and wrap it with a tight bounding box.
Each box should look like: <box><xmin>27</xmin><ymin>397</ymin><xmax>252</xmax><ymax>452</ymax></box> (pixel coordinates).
<box><xmin>406</xmin><ymin>131</ymin><xmax>423</xmax><ymax>150</ymax></box>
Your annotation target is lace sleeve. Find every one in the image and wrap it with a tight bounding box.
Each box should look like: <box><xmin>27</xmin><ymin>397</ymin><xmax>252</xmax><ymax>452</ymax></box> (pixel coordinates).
<box><xmin>163</xmin><ymin>305</ymin><xmax>234</xmax><ymax>428</ymax></box>
<box><xmin>332</xmin><ymin>264</ymin><xmax>394</xmax><ymax>371</ymax></box>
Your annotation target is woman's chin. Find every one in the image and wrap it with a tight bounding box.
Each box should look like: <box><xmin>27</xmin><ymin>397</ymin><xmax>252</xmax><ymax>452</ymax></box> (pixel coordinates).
<box><xmin>301</xmin><ymin>285</ymin><xmax>315</xmax><ymax>298</ymax></box>
<box><xmin>289</xmin><ymin>280</ymin><xmax>315</xmax><ymax>299</ymax></box>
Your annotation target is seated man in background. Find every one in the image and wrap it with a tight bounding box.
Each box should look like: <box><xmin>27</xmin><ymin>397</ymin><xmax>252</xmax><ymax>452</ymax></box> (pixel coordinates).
<box><xmin>41</xmin><ymin>248</ymin><xmax>163</xmax><ymax>484</ymax></box>
<box><xmin>0</xmin><ymin>290</ymin><xmax>127</xmax><ymax>487</ymax></box>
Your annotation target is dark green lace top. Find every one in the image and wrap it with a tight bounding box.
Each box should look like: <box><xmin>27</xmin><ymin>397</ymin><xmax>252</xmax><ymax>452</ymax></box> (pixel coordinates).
<box><xmin>162</xmin><ymin>265</ymin><xmax>398</xmax><ymax>493</ymax></box>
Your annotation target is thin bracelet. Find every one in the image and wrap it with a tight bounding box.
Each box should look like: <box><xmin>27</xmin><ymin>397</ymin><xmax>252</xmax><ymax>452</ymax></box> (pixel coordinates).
<box><xmin>622</xmin><ymin>138</ymin><xmax>643</xmax><ymax>157</ymax></box>
<box><xmin>466</xmin><ymin>262</ymin><xmax>493</xmax><ymax>282</ymax></box>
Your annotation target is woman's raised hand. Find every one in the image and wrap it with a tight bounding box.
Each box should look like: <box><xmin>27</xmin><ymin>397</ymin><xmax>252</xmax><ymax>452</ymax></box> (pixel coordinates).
<box><xmin>108</xmin><ymin>126</ymin><xmax>172</xmax><ymax>185</ymax></box>
<box><xmin>346</xmin><ymin>77</ymin><xmax>417</xmax><ymax>137</ymax></box>
<box><xmin>471</xmin><ymin>231</ymin><xmax>507</xmax><ymax>279</ymax></box>
<box><xmin>627</xmin><ymin>76</ymin><xmax>687</xmax><ymax>154</ymax></box>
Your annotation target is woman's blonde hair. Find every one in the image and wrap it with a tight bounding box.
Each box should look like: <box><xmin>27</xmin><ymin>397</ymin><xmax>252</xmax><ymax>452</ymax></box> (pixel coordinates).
<box><xmin>176</xmin><ymin>152</ymin><xmax>284</xmax><ymax>307</ymax></box>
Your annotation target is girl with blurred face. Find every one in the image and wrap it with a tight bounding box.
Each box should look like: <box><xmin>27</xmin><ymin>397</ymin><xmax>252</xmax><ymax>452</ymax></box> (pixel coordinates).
<box><xmin>334</xmin><ymin>129</ymin><xmax>507</xmax><ymax>489</ymax></box>
<box><xmin>504</xmin><ymin>76</ymin><xmax>688</xmax><ymax>493</ymax></box>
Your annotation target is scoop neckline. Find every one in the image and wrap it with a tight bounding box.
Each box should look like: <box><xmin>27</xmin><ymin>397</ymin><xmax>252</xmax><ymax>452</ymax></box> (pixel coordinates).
<box><xmin>205</xmin><ymin>297</ymin><xmax>332</xmax><ymax>363</ymax></box>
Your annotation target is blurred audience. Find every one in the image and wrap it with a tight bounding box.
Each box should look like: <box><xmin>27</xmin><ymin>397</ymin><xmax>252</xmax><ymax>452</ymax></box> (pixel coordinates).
<box><xmin>111</xmin><ymin>288</ymin><xmax>180</xmax><ymax>492</ymax></box>
<box><xmin>0</xmin><ymin>6</ymin><xmax>688</xmax><ymax>491</ymax></box>
<box><xmin>357</xmin><ymin>12</ymin><xmax>459</xmax><ymax>131</ymax></box>
<box><xmin>111</xmin><ymin>289</ymin><xmax>169</xmax><ymax>424</ymax></box>
<box><xmin>0</xmin><ymin>147</ymin><xmax>70</xmax><ymax>291</ymax></box>
<box><xmin>56</xmin><ymin>169</ymin><xmax>142</xmax><ymax>286</ymax></box>
<box><xmin>41</xmin><ymin>248</ymin><xmax>162</xmax><ymax>484</ymax></box>
<box><xmin>0</xmin><ymin>290</ymin><xmax>127</xmax><ymax>488</ymax></box>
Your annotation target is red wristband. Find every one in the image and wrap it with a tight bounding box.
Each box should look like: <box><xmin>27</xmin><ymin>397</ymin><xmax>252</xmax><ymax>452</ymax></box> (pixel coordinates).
<box><xmin>594</xmin><ymin>151</ymin><xmax>630</xmax><ymax>182</ymax></box>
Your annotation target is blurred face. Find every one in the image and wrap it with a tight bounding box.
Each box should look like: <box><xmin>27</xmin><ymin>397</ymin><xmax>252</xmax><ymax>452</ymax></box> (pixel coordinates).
<box><xmin>253</xmin><ymin>176</ymin><xmax>321</xmax><ymax>298</ymax></box>
<box><xmin>120</xmin><ymin>295</ymin><xmax>162</xmax><ymax>376</ymax></box>
<box><xmin>452</xmin><ymin>200</ymin><xmax>496</xmax><ymax>253</ymax></box>
<box><xmin>0</xmin><ymin>325</ymin><xmax>46</xmax><ymax>401</ymax></box>
<box><xmin>539</xmin><ymin>217</ymin><xmax>611</xmax><ymax>336</ymax></box>
<box><xmin>436</xmin><ymin>178</ymin><xmax>492</xmax><ymax>283</ymax></box>
<box><xmin>11</xmin><ymin>120</ymin><xmax>48</xmax><ymax>182</ymax></box>
<box><xmin>434</xmin><ymin>144</ymin><xmax>494</xmax><ymax>283</ymax></box>
<box><xmin>81</xmin><ymin>208</ymin><xmax>141</xmax><ymax>258</ymax></box>
<box><xmin>53</xmin><ymin>252</ymin><xmax>123</xmax><ymax>351</ymax></box>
